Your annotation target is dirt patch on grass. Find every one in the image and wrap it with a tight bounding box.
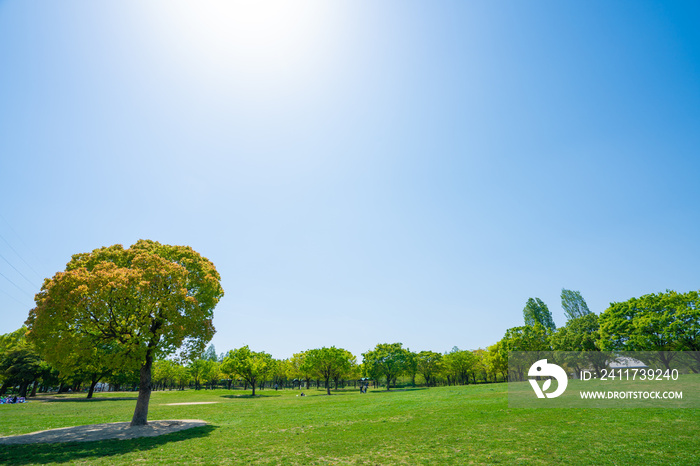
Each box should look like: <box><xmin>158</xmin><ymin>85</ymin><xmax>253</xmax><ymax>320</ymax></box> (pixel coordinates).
<box><xmin>0</xmin><ymin>420</ymin><xmax>207</xmax><ymax>445</ymax></box>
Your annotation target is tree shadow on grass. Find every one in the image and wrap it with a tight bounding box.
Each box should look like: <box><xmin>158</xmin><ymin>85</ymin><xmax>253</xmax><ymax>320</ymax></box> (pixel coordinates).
<box><xmin>368</xmin><ymin>387</ymin><xmax>429</xmax><ymax>394</ymax></box>
<box><xmin>220</xmin><ymin>393</ymin><xmax>281</xmax><ymax>399</ymax></box>
<box><xmin>35</xmin><ymin>397</ymin><xmax>138</xmax><ymax>403</ymax></box>
<box><xmin>301</xmin><ymin>390</ymin><xmax>362</xmax><ymax>397</ymax></box>
<box><xmin>0</xmin><ymin>425</ymin><xmax>217</xmax><ymax>466</ymax></box>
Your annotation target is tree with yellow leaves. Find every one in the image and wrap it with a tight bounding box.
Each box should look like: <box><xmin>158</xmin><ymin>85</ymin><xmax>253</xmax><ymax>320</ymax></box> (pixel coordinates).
<box><xmin>26</xmin><ymin>240</ymin><xmax>224</xmax><ymax>426</ymax></box>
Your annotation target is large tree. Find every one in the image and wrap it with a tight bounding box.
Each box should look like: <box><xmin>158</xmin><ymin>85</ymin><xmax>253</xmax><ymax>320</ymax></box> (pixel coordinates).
<box><xmin>550</xmin><ymin>313</ymin><xmax>608</xmax><ymax>376</ymax></box>
<box><xmin>523</xmin><ymin>297</ymin><xmax>556</xmax><ymax>331</ymax></box>
<box><xmin>302</xmin><ymin>347</ymin><xmax>354</xmax><ymax>395</ymax></box>
<box><xmin>599</xmin><ymin>290</ymin><xmax>699</xmax><ymax>369</ymax></box>
<box><xmin>26</xmin><ymin>240</ymin><xmax>224</xmax><ymax>426</ymax></box>
<box><xmin>500</xmin><ymin>324</ymin><xmax>551</xmax><ymax>381</ymax></box>
<box><xmin>416</xmin><ymin>351</ymin><xmax>443</xmax><ymax>387</ymax></box>
<box><xmin>550</xmin><ymin>313</ymin><xmax>600</xmax><ymax>352</ymax></box>
<box><xmin>443</xmin><ymin>348</ymin><xmax>476</xmax><ymax>385</ymax></box>
<box><xmin>485</xmin><ymin>342</ymin><xmax>508</xmax><ymax>382</ymax></box>
<box><xmin>561</xmin><ymin>288</ymin><xmax>592</xmax><ymax>321</ymax></box>
<box><xmin>287</xmin><ymin>352</ymin><xmax>314</xmax><ymax>389</ymax></box>
<box><xmin>188</xmin><ymin>358</ymin><xmax>214</xmax><ymax>390</ymax></box>
<box><xmin>0</xmin><ymin>348</ymin><xmax>43</xmax><ymax>397</ymax></box>
<box><xmin>221</xmin><ymin>346</ymin><xmax>272</xmax><ymax>396</ymax></box>
<box><xmin>362</xmin><ymin>343</ymin><xmax>410</xmax><ymax>390</ymax></box>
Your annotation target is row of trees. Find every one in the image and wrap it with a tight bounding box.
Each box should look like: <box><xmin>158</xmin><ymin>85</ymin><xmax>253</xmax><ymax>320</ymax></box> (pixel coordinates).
<box><xmin>5</xmin><ymin>288</ymin><xmax>698</xmax><ymax>400</ymax></box>
<box><xmin>3</xmin><ymin>239</ymin><xmax>698</xmax><ymax>428</ymax></box>
<box><xmin>0</xmin><ymin>335</ymin><xmax>510</xmax><ymax>400</ymax></box>
<box><xmin>153</xmin><ymin>343</ymin><xmax>506</xmax><ymax>394</ymax></box>
<box><xmin>499</xmin><ymin>289</ymin><xmax>700</xmax><ymax>374</ymax></box>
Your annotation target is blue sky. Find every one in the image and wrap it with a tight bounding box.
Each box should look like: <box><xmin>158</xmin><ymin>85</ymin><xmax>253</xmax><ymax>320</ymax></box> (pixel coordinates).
<box><xmin>1</xmin><ymin>0</ymin><xmax>699</xmax><ymax>360</ymax></box>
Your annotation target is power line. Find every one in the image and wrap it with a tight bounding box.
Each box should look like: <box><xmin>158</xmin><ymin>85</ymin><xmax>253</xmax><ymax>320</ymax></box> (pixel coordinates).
<box><xmin>0</xmin><ymin>213</ymin><xmax>44</xmax><ymax>281</ymax></box>
<box><xmin>0</xmin><ymin>270</ymin><xmax>34</xmax><ymax>300</ymax></box>
<box><xmin>0</xmin><ymin>285</ymin><xmax>30</xmax><ymax>308</ymax></box>
<box><xmin>0</xmin><ymin>252</ymin><xmax>38</xmax><ymax>290</ymax></box>
<box><xmin>0</xmin><ymin>230</ymin><xmax>42</xmax><ymax>281</ymax></box>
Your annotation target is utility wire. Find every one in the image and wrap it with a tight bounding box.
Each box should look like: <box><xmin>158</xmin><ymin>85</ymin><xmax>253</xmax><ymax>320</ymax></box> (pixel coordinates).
<box><xmin>0</xmin><ymin>252</ymin><xmax>38</xmax><ymax>289</ymax></box>
<box><xmin>0</xmin><ymin>230</ymin><xmax>42</xmax><ymax>280</ymax></box>
<box><xmin>0</xmin><ymin>270</ymin><xmax>34</xmax><ymax>300</ymax></box>
<box><xmin>0</xmin><ymin>285</ymin><xmax>30</xmax><ymax>307</ymax></box>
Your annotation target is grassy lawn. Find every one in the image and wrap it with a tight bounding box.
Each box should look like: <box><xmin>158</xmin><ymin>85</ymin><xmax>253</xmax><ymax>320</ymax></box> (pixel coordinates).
<box><xmin>0</xmin><ymin>383</ymin><xmax>698</xmax><ymax>465</ymax></box>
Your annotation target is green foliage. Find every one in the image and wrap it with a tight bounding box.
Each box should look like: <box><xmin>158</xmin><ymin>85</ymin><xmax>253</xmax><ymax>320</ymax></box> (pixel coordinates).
<box><xmin>442</xmin><ymin>348</ymin><xmax>477</xmax><ymax>385</ymax></box>
<box><xmin>188</xmin><ymin>359</ymin><xmax>219</xmax><ymax>390</ymax></box>
<box><xmin>523</xmin><ymin>297</ymin><xmax>556</xmax><ymax>331</ymax></box>
<box><xmin>561</xmin><ymin>288</ymin><xmax>592</xmax><ymax>321</ymax></box>
<box><xmin>286</xmin><ymin>352</ymin><xmax>314</xmax><ymax>389</ymax></box>
<box><xmin>25</xmin><ymin>240</ymin><xmax>224</xmax><ymax>425</ymax></box>
<box><xmin>501</xmin><ymin>324</ymin><xmax>551</xmax><ymax>353</ymax></box>
<box><xmin>485</xmin><ymin>342</ymin><xmax>508</xmax><ymax>381</ymax></box>
<box><xmin>203</xmin><ymin>345</ymin><xmax>218</xmax><ymax>362</ymax></box>
<box><xmin>0</xmin><ymin>348</ymin><xmax>43</xmax><ymax>396</ymax></box>
<box><xmin>403</xmin><ymin>350</ymin><xmax>418</xmax><ymax>385</ymax></box>
<box><xmin>302</xmin><ymin>347</ymin><xmax>355</xmax><ymax>395</ymax></box>
<box><xmin>152</xmin><ymin>359</ymin><xmax>178</xmax><ymax>389</ymax></box>
<box><xmin>599</xmin><ymin>290</ymin><xmax>700</xmax><ymax>369</ymax></box>
<box><xmin>550</xmin><ymin>313</ymin><xmax>600</xmax><ymax>352</ymax></box>
<box><xmin>0</xmin><ymin>326</ymin><xmax>28</xmax><ymax>353</ymax></box>
<box><xmin>269</xmin><ymin>358</ymin><xmax>290</xmax><ymax>388</ymax></box>
<box><xmin>221</xmin><ymin>346</ymin><xmax>272</xmax><ymax>396</ymax></box>
<box><xmin>362</xmin><ymin>343</ymin><xmax>410</xmax><ymax>390</ymax></box>
<box><xmin>500</xmin><ymin>324</ymin><xmax>551</xmax><ymax>380</ymax></box>
<box><xmin>416</xmin><ymin>350</ymin><xmax>443</xmax><ymax>386</ymax></box>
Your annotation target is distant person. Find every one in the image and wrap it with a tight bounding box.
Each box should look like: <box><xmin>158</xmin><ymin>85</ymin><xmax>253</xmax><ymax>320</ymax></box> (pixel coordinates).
<box><xmin>274</xmin><ymin>383</ymin><xmax>279</xmax><ymax>391</ymax></box>
<box><xmin>300</xmin><ymin>392</ymin><xmax>306</xmax><ymax>397</ymax></box>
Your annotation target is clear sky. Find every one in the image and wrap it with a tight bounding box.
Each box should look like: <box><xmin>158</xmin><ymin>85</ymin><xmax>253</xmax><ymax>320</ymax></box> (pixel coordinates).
<box><xmin>1</xmin><ymin>0</ymin><xmax>699</xmax><ymax>360</ymax></box>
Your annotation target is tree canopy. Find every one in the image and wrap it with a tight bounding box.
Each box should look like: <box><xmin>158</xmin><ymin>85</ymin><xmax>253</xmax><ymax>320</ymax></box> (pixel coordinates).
<box><xmin>362</xmin><ymin>343</ymin><xmax>410</xmax><ymax>390</ymax></box>
<box><xmin>599</xmin><ymin>290</ymin><xmax>699</xmax><ymax>369</ymax></box>
<box><xmin>25</xmin><ymin>240</ymin><xmax>224</xmax><ymax>425</ymax></box>
<box><xmin>561</xmin><ymin>288</ymin><xmax>591</xmax><ymax>321</ymax></box>
<box><xmin>416</xmin><ymin>351</ymin><xmax>443</xmax><ymax>387</ymax></box>
<box><xmin>302</xmin><ymin>347</ymin><xmax>354</xmax><ymax>395</ymax></box>
<box><xmin>221</xmin><ymin>346</ymin><xmax>272</xmax><ymax>396</ymax></box>
<box><xmin>523</xmin><ymin>298</ymin><xmax>556</xmax><ymax>331</ymax></box>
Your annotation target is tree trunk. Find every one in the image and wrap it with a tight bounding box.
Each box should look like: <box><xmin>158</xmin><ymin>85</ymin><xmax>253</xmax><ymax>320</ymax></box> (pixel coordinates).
<box><xmin>326</xmin><ymin>377</ymin><xmax>331</xmax><ymax>395</ymax></box>
<box><xmin>251</xmin><ymin>379</ymin><xmax>256</xmax><ymax>396</ymax></box>
<box><xmin>87</xmin><ymin>377</ymin><xmax>100</xmax><ymax>399</ymax></box>
<box><xmin>30</xmin><ymin>380</ymin><xmax>38</xmax><ymax>397</ymax></box>
<box><xmin>18</xmin><ymin>382</ymin><xmax>29</xmax><ymax>397</ymax></box>
<box><xmin>131</xmin><ymin>353</ymin><xmax>153</xmax><ymax>426</ymax></box>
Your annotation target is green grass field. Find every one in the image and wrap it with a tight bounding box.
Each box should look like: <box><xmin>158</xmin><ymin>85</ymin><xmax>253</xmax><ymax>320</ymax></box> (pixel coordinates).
<box><xmin>1</xmin><ymin>383</ymin><xmax>698</xmax><ymax>465</ymax></box>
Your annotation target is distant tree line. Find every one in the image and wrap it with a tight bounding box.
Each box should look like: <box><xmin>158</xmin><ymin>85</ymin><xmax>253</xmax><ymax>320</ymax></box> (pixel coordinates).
<box><xmin>2</xmin><ymin>288</ymin><xmax>698</xmax><ymax>398</ymax></box>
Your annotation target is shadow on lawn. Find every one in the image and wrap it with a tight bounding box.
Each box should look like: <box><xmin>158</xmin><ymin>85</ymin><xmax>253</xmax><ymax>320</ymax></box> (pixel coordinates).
<box><xmin>34</xmin><ymin>397</ymin><xmax>138</xmax><ymax>403</ymax></box>
<box><xmin>0</xmin><ymin>425</ymin><xmax>217</xmax><ymax>465</ymax></box>
<box><xmin>368</xmin><ymin>387</ymin><xmax>428</xmax><ymax>393</ymax></box>
<box><xmin>220</xmin><ymin>393</ymin><xmax>281</xmax><ymax>399</ymax></box>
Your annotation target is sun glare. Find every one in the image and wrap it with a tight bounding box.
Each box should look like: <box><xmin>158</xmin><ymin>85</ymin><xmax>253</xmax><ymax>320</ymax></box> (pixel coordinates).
<box><xmin>143</xmin><ymin>0</ymin><xmax>331</xmax><ymax>87</ymax></box>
